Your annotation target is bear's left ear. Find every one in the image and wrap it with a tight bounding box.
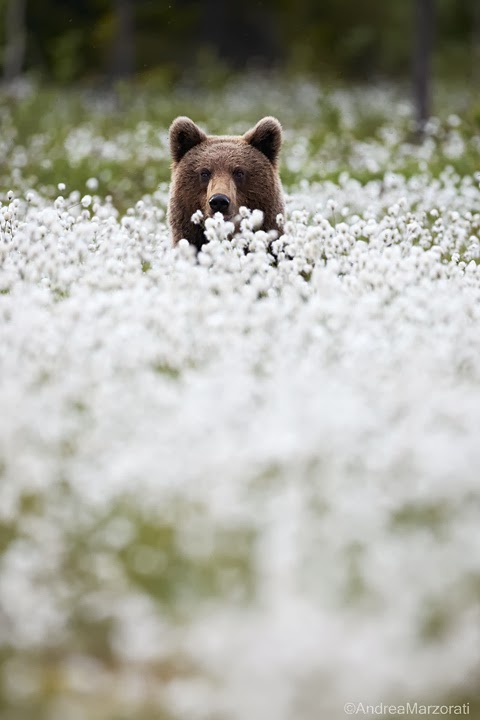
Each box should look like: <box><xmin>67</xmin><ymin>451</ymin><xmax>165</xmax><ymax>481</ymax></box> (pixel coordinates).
<box><xmin>244</xmin><ymin>116</ymin><xmax>283</xmax><ymax>164</ymax></box>
<box><xmin>169</xmin><ymin>116</ymin><xmax>207</xmax><ymax>163</ymax></box>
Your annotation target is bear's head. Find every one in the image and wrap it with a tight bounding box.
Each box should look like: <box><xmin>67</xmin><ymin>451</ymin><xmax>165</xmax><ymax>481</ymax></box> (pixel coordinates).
<box><xmin>168</xmin><ymin>117</ymin><xmax>284</xmax><ymax>249</ymax></box>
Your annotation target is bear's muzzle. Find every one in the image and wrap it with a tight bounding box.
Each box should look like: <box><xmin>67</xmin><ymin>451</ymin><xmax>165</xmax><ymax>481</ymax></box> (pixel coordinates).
<box><xmin>209</xmin><ymin>194</ymin><xmax>231</xmax><ymax>215</ymax></box>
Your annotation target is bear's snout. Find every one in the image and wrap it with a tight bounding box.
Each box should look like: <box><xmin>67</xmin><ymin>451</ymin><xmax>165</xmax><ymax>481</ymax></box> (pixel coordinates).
<box><xmin>209</xmin><ymin>194</ymin><xmax>231</xmax><ymax>215</ymax></box>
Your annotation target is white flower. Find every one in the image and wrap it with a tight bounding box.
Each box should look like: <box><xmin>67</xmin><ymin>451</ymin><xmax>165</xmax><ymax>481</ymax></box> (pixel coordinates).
<box><xmin>1</xmin><ymin>78</ymin><xmax>480</xmax><ymax>720</ymax></box>
<box><xmin>86</xmin><ymin>177</ymin><xmax>99</xmax><ymax>191</ymax></box>
<box><xmin>191</xmin><ymin>209</ymin><xmax>204</xmax><ymax>225</ymax></box>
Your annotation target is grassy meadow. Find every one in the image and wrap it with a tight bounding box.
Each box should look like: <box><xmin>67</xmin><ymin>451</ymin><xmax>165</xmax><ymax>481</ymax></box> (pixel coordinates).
<box><xmin>0</xmin><ymin>75</ymin><xmax>480</xmax><ymax>720</ymax></box>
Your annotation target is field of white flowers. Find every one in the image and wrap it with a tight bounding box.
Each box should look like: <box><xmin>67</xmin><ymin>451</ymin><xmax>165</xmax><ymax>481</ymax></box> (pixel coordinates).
<box><xmin>1</xmin><ymin>77</ymin><xmax>480</xmax><ymax>720</ymax></box>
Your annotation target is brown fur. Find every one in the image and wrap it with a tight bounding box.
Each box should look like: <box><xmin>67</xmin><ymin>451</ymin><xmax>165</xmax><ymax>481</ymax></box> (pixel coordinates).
<box><xmin>168</xmin><ymin>117</ymin><xmax>285</xmax><ymax>249</ymax></box>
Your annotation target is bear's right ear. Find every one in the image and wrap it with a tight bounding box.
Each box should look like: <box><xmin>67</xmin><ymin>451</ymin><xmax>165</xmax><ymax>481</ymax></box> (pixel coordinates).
<box><xmin>169</xmin><ymin>117</ymin><xmax>207</xmax><ymax>163</ymax></box>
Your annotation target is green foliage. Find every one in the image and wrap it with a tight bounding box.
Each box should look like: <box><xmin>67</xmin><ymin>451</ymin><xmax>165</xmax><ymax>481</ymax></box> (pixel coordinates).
<box><xmin>50</xmin><ymin>29</ymin><xmax>84</xmax><ymax>84</ymax></box>
<box><xmin>0</xmin><ymin>0</ymin><xmax>477</xmax><ymax>83</ymax></box>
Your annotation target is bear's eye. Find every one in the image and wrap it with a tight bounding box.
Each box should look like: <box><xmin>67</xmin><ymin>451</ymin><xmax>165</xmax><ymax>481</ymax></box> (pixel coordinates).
<box><xmin>199</xmin><ymin>169</ymin><xmax>211</xmax><ymax>180</ymax></box>
<box><xmin>233</xmin><ymin>168</ymin><xmax>245</xmax><ymax>180</ymax></box>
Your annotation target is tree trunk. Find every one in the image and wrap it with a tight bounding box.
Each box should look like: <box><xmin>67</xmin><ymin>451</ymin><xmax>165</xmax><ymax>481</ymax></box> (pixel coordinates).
<box><xmin>3</xmin><ymin>0</ymin><xmax>27</xmax><ymax>83</ymax></box>
<box><xmin>472</xmin><ymin>0</ymin><xmax>480</xmax><ymax>87</ymax></box>
<box><xmin>110</xmin><ymin>0</ymin><xmax>134</xmax><ymax>82</ymax></box>
<box><xmin>413</xmin><ymin>0</ymin><xmax>434</xmax><ymax>138</ymax></box>
<box><xmin>199</xmin><ymin>0</ymin><xmax>278</xmax><ymax>69</ymax></box>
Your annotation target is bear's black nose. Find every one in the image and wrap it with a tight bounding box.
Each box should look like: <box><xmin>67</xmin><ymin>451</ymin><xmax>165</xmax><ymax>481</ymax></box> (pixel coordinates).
<box><xmin>209</xmin><ymin>194</ymin><xmax>230</xmax><ymax>214</ymax></box>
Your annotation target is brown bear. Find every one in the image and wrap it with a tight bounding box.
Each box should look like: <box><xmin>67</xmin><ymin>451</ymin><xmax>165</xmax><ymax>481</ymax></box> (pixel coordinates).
<box><xmin>168</xmin><ymin>116</ymin><xmax>284</xmax><ymax>249</ymax></box>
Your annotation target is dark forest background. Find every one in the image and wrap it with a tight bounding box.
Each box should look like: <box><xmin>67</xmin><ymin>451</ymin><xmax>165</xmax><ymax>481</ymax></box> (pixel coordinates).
<box><xmin>0</xmin><ymin>0</ymin><xmax>478</xmax><ymax>86</ymax></box>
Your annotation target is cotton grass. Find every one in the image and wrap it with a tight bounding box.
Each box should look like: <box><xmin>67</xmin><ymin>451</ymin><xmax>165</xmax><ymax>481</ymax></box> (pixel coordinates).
<box><xmin>0</xmin><ymin>80</ymin><xmax>479</xmax><ymax>720</ymax></box>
